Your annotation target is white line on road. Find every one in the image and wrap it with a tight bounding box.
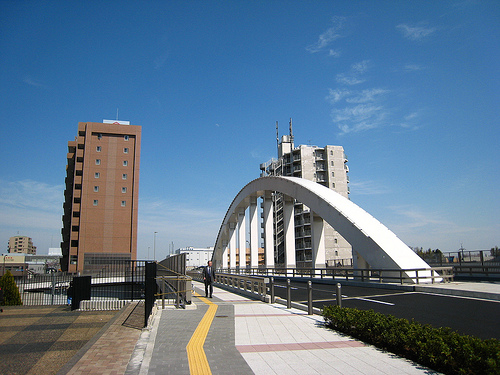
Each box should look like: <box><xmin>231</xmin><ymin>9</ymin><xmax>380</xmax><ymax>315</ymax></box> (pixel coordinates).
<box><xmin>275</xmin><ymin>285</ymin><xmax>299</xmax><ymax>290</ymax></box>
<box><xmin>354</xmin><ymin>297</ymin><xmax>395</xmax><ymax>306</ymax></box>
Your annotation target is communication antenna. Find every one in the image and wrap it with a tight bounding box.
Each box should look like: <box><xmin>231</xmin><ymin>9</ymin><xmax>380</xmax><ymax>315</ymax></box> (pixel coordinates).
<box><xmin>116</xmin><ymin>108</ymin><xmax>119</xmax><ymax>121</ymax></box>
<box><xmin>276</xmin><ymin>121</ymin><xmax>279</xmax><ymax>157</ymax></box>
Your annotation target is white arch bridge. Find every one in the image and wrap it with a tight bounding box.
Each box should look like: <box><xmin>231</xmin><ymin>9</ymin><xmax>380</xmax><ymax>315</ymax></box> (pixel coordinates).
<box><xmin>213</xmin><ymin>176</ymin><xmax>438</xmax><ymax>284</ymax></box>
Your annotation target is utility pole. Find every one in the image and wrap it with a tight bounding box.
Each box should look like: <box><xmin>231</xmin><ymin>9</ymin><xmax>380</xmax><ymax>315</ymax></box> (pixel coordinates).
<box><xmin>154</xmin><ymin>232</ymin><xmax>158</xmax><ymax>261</ymax></box>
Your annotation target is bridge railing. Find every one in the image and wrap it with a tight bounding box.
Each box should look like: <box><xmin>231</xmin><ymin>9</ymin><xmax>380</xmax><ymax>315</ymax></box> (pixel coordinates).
<box><xmin>189</xmin><ymin>270</ymin><xmax>269</xmax><ymax>301</ymax></box>
<box><xmin>452</xmin><ymin>265</ymin><xmax>500</xmax><ymax>280</ymax></box>
<box><xmin>218</xmin><ymin>266</ymin><xmax>453</xmax><ymax>284</ymax></box>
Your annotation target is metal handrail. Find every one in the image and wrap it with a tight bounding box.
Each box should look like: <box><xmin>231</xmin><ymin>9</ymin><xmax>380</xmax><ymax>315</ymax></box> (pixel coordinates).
<box><xmin>206</xmin><ymin>272</ymin><xmax>269</xmax><ymax>301</ymax></box>
<box><xmin>219</xmin><ymin>266</ymin><xmax>454</xmax><ymax>284</ymax></box>
<box><xmin>156</xmin><ymin>275</ymin><xmax>192</xmax><ymax>308</ymax></box>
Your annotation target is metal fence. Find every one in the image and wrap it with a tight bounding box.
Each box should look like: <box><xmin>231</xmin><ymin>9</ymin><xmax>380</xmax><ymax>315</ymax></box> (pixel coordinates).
<box><xmin>15</xmin><ymin>260</ymin><xmax>148</xmax><ymax>306</ymax></box>
<box><xmin>219</xmin><ymin>266</ymin><xmax>453</xmax><ymax>284</ymax></box>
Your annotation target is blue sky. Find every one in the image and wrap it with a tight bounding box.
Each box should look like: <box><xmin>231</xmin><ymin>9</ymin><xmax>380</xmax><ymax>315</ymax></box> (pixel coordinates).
<box><xmin>1</xmin><ymin>1</ymin><xmax>498</xmax><ymax>258</ymax></box>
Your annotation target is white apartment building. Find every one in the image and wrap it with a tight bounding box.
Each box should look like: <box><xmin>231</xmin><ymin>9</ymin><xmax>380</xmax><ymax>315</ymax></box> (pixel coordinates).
<box><xmin>174</xmin><ymin>247</ymin><xmax>214</xmax><ymax>269</ymax></box>
<box><xmin>260</xmin><ymin>122</ymin><xmax>352</xmax><ymax>267</ymax></box>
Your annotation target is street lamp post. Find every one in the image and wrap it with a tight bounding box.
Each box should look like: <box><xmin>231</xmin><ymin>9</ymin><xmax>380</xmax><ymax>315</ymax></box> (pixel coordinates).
<box><xmin>154</xmin><ymin>232</ymin><xmax>158</xmax><ymax>261</ymax></box>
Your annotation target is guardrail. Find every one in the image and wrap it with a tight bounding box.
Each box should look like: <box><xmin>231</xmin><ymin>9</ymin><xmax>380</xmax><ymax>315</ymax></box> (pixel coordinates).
<box><xmin>215</xmin><ymin>273</ymin><xmax>269</xmax><ymax>301</ymax></box>
<box><xmin>189</xmin><ymin>270</ymin><xmax>269</xmax><ymax>301</ymax></box>
<box><xmin>453</xmin><ymin>265</ymin><xmax>500</xmax><ymax>280</ymax></box>
<box><xmin>156</xmin><ymin>275</ymin><xmax>192</xmax><ymax>308</ymax></box>
<box><xmin>218</xmin><ymin>266</ymin><xmax>453</xmax><ymax>284</ymax></box>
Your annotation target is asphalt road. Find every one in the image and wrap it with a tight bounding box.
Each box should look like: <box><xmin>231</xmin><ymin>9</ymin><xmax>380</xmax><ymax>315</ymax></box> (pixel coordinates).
<box><xmin>272</xmin><ymin>279</ymin><xmax>500</xmax><ymax>340</ymax></box>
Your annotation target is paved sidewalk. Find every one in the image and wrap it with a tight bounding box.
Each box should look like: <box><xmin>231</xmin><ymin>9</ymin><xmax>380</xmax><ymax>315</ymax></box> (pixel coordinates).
<box><xmin>59</xmin><ymin>302</ymin><xmax>143</xmax><ymax>375</ymax></box>
<box><xmin>60</xmin><ymin>280</ymin><xmax>500</xmax><ymax>374</ymax></box>
<box><xmin>132</xmin><ymin>282</ymin><xmax>438</xmax><ymax>374</ymax></box>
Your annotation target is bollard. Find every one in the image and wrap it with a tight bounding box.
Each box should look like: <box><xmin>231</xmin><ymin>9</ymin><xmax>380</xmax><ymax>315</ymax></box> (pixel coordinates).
<box><xmin>336</xmin><ymin>283</ymin><xmax>342</xmax><ymax>308</ymax></box>
<box><xmin>51</xmin><ymin>272</ymin><xmax>55</xmax><ymax>305</ymax></box>
<box><xmin>162</xmin><ymin>278</ymin><xmax>165</xmax><ymax>310</ymax></box>
<box><xmin>176</xmin><ymin>278</ymin><xmax>180</xmax><ymax>308</ymax></box>
<box><xmin>270</xmin><ymin>277</ymin><xmax>275</xmax><ymax>303</ymax></box>
<box><xmin>307</xmin><ymin>280</ymin><xmax>313</xmax><ymax>315</ymax></box>
<box><xmin>286</xmin><ymin>279</ymin><xmax>291</xmax><ymax>309</ymax></box>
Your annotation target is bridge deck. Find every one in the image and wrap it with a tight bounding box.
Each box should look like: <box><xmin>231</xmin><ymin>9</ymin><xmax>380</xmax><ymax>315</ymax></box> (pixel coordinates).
<box><xmin>8</xmin><ymin>280</ymin><xmax>495</xmax><ymax>374</ymax></box>
<box><xmin>130</xmin><ymin>281</ymin><xmax>435</xmax><ymax>374</ymax></box>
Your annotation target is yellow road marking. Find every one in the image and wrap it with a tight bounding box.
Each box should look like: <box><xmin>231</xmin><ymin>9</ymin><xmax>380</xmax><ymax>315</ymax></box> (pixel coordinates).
<box><xmin>186</xmin><ymin>292</ymin><xmax>218</xmax><ymax>375</ymax></box>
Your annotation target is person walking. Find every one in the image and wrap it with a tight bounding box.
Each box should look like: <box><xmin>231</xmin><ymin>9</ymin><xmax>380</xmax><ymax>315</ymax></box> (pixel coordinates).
<box><xmin>67</xmin><ymin>281</ymin><xmax>73</xmax><ymax>306</ymax></box>
<box><xmin>203</xmin><ymin>260</ymin><xmax>216</xmax><ymax>298</ymax></box>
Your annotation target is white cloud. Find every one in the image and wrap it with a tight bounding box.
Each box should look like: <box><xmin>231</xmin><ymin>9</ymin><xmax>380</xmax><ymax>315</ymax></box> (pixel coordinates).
<box><xmin>306</xmin><ymin>16</ymin><xmax>346</xmax><ymax>53</ymax></box>
<box><xmin>335</xmin><ymin>60</ymin><xmax>370</xmax><ymax>86</ymax></box>
<box><xmin>0</xmin><ymin>180</ymin><xmax>64</xmax><ymax>213</ymax></box>
<box><xmin>329</xmin><ymin>49</ymin><xmax>341</xmax><ymax>58</ymax></box>
<box><xmin>352</xmin><ymin>60</ymin><xmax>369</xmax><ymax>74</ymax></box>
<box><xmin>137</xmin><ymin>197</ymin><xmax>224</xmax><ymax>257</ymax></box>
<box><xmin>0</xmin><ymin>179</ymin><xmax>64</xmax><ymax>253</ymax></box>
<box><xmin>385</xmin><ymin>205</ymin><xmax>486</xmax><ymax>251</ymax></box>
<box><xmin>399</xmin><ymin>111</ymin><xmax>422</xmax><ymax>130</ymax></box>
<box><xmin>345</xmin><ymin>88</ymin><xmax>389</xmax><ymax>103</ymax></box>
<box><xmin>332</xmin><ymin>104</ymin><xmax>387</xmax><ymax>133</ymax></box>
<box><xmin>326</xmin><ymin>88</ymin><xmax>351</xmax><ymax>103</ymax></box>
<box><xmin>326</xmin><ymin>83</ymin><xmax>391</xmax><ymax>134</ymax></box>
<box><xmin>349</xmin><ymin>180</ymin><xmax>390</xmax><ymax>195</ymax></box>
<box><xmin>336</xmin><ymin>74</ymin><xmax>365</xmax><ymax>85</ymax></box>
<box><xmin>327</xmin><ymin>60</ymin><xmax>423</xmax><ymax>135</ymax></box>
<box><xmin>404</xmin><ymin>64</ymin><xmax>424</xmax><ymax>72</ymax></box>
<box><xmin>23</xmin><ymin>76</ymin><xmax>47</xmax><ymax>88</ymax></box>
<box><xmin>396</xmin><ymin>24</ymin><xmax>437</xmax><ymax>41</ymax></box>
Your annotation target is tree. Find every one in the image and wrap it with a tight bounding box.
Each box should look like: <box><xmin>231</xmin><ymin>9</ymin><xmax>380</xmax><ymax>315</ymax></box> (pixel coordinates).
<box><xmin>0</xmin><ymin>270</ymin><xmax>23</xmax><ymax>305</ymax></box>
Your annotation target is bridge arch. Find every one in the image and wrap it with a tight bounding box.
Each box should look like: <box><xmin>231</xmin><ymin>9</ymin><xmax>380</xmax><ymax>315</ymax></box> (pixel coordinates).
<box><xmin>213</xmin><ymin>176</ymin><xmax>433</xmax><ymax>282</ymax></box>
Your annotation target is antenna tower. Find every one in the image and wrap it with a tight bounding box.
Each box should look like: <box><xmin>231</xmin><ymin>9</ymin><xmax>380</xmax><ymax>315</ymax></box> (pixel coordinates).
<box><xmin>276</xmin><ymin>121</ymin><xmax>279</xmax><ymax>157</ymax></box>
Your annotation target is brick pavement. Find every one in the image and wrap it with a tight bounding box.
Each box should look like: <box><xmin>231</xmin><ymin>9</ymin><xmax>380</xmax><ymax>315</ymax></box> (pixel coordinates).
<box><xmin>62</xmin><ymin>302</ymin><xmax>142</xmax><ymax>375</ymax></box>
<box><xmin>0</xmin><ymin>305</ymin><xmax>116</xmax><ymax>375</ymax></box>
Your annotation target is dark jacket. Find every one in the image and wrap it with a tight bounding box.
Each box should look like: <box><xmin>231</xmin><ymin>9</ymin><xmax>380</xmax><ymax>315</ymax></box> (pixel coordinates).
<box><xmin>203</xmin><ymin>265</ymin><xmax>216</xmax><ymax>283</ymax></box>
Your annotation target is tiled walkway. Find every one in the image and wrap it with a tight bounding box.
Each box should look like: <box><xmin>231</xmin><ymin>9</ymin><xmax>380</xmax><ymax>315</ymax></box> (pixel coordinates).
<box><xmin>0</xmin><ymin>305</ymin><xmax>116</xmax><ymax>375</ymax></box>
<box><xmin>19</xmin><ymin>280</ymin><xmax>495</xmax><ymax>374</ymax></box>
<box><xmin>131</xmin><ymin>282</ymin><xmax>438</xmax><ymax>374</ymax></box>
<box><xmin>63</xmin><ymin>303</ymin><xmax>143</xmax><ymax>375</ymax></box>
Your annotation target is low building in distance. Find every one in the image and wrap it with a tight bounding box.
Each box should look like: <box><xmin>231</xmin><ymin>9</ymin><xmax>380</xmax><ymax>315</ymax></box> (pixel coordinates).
<box><xmin>173</xmin><ymin>247</ymin><xmax>214</xmax><ymax>269</ymax></box>
<box><xmin>8</xmin><ymin>236</ymin><xmax>37</xmax><ymax>255</ymax></box>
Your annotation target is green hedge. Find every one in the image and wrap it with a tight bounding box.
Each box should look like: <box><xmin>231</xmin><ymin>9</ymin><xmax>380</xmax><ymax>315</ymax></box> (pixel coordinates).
<box><xmin>0</xmin><ymin>270</ymin><xmax>23</xmax><ymax>306</ymax></box>
<box><xmin>322</xmin><ymin>305</ymin><xmax>499</xmax><ymax>375</ymax></box>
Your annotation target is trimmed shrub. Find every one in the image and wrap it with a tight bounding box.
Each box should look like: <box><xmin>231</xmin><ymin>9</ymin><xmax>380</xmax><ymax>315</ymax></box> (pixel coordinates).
<box><xmin>323</xmin><ymin>305</ymin><xmax>499</xmax><ymax>375</ymax></box>
<box><xmin>0</xmin><ymin>270</ymin><xmax>23</xmax><ymax>305</ymax></box>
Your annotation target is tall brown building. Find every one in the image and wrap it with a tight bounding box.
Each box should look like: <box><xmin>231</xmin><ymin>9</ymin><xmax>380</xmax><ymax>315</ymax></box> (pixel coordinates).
<box><xmin>61</xmin><ymin>121</ymin><xmax>141</xmax><ymax>272</ymax></box>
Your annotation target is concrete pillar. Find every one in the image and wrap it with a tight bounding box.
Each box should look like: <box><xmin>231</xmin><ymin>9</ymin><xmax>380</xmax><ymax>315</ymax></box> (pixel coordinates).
<box><xmin>353</xmin><ymin>250</ymin><xmax>369</xmax><ymax>280</ymax></box>
<box><xmin>222</xmin><ymin>240</ymin><xmax>228</xmax><ymax>270</ymax></box>
<box><xmin>283</xmin><ymin>197</ymin><xmax>296</xmax><ymax>269</ymax></box>
<box><xmin>238</xmin><ymin>210</ymin><xmax>246</xmax><ymax>269</ymax></box>
<box><xmin>312</xmin><ymin>213</ymin><xmax>326</xmax><ymax>271</ymax></box>
<box><xmin>249</xmin><ymin>197</ymin><xmax>259</xmax><ymax>269</ymax></box>
<box><xmin>263</xmin><ymin>192</ymin><xmax>274</xmax><ymax>269</ymax></box>
<box><xmin>229</xmin><ymin>222</ymin><xmax>237</xmax><ymax>270</ymax></box>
